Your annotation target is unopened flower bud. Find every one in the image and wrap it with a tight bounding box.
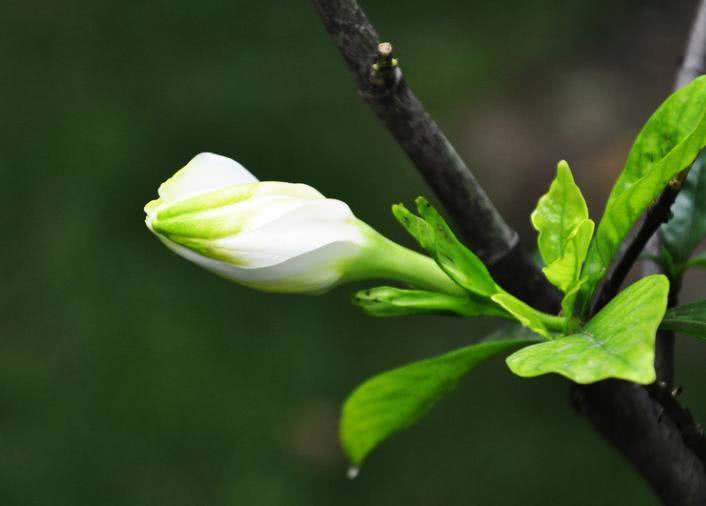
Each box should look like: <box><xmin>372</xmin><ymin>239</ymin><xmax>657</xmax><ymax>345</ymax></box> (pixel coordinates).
<box><xmin>145</xmin><ymin>153</ymin><xmax>463</xmax><ymax>295</ymax></box>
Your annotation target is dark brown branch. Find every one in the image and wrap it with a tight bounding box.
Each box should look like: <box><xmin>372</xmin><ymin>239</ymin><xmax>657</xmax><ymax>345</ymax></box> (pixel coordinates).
<box><xmin>311</xmin><ymin>1</ymin><xmax>514</xmax><ymax>259</ymax></box>
<box><xmin>311</xmin><ymin>0</ymin><xmax>555</xmax><ymax>308</ymax></box>
<box><xmin>573</xmin><ymin>380</ymin><xmax>706</xmax><ymax>505</ymax></box>
<box><xmin>312</xmin><ymin>0</ymin><xmax>706</xmax><ymax>503</ymax></box>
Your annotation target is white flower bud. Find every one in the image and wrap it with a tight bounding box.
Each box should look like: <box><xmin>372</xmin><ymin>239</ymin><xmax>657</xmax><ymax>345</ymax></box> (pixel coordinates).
<box><xmin>145</xmin><ymin>153</ymin><xmax>463</xmax><ymax>295</ymax></box>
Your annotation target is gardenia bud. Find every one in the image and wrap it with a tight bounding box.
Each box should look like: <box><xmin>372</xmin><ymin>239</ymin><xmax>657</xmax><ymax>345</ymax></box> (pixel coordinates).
<box><xmin>145</xmin><ymin>153</ymin><xmax>464</xmax><ymax>295</ymax></box>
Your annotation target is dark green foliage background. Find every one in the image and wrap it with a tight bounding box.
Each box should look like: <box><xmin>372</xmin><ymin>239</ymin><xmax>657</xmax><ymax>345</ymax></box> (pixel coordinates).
<box><xmin>1</xmin><ymin>1</ymin><xmax>705</xmax><ymax>504</ymax></box>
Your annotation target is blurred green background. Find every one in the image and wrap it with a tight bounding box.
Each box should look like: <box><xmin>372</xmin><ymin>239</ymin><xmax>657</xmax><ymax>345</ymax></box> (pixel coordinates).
<box><xmin>2</xmin><ymin>0</ymin><xmax>706</xmax><ymax>504</ymax></box>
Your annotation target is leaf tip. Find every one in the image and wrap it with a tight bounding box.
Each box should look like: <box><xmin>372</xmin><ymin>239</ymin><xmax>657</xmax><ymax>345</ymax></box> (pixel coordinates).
<box><xmin>557</xmin><ymin>159</ymin><xmax>571</xmax><ymax>172</ymax></box>
<box><xmin>391</xmin><ymin>202</ymin><xmax>412</xmax><ymax>223</ymax></box>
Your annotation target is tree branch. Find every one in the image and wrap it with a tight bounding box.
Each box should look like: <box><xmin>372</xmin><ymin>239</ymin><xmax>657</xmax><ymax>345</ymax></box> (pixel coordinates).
<box><xmin>575</xmin><ymin>1</ymin><xmax>706</xmax><ymax>503</ymax></box>
<box><xmin>312</xmin><ymin>0</ymin><xmax>706</xmax><ymax>503</ymax></box>
<box><xmin>595</xmin><ymin>0</ymin><xmax>706</xmax><ymax>386</ymax></box>
<box><xmin>572</xmin><ymin>380</ymin><xmax>706</xmax><ymax>505</ymax></box>
<box><xmin>311</xmin><ymin>0</ymin><xmax>556</xmax><ymax>308</ymax></box>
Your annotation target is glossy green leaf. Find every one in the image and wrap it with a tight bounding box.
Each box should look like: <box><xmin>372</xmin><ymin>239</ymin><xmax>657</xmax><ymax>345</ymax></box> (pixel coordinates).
<box><xmin>490</xmin><ymin>293</ymin><xmax>554</xmax><ymax>339</ymax></box>
<box><xmin>660</xmin><ymin>299</ymin><xmax>706</xmax><ymax>339</ymax></box>
<box><xmin>340</xmin><ymin>326</ymin><xmax>539</xmax><ymax>466</ymax></box>
<box><xmin>579</xmin><ymin>76</ymin><xmax>706</xmax><ymax>313</ymax></box>
<box><xmin>352</xmin><ymin>286</ymin><xmax>509</xmax><ymax>318</ymax></box>
<box><xmin>544</xmin><ymin>219</ymin><xmax>594</xmax><ymax>293</ymax></box>
<box><xmin>506</xmin><ymin>275</ymin><xmax>669</xmax><ymax>384</ymax></box>
<box><xmin>660</xmin><ymin>151</ymin><xmax>706</xmax><ymax>268</ymax></box>
<box><xmin>554</xmin><ymin>220</ymin><xmax>594</xmax><ymax>322</ymax></box>
<box><xmin>393</xmin><ymin>198</ymin><xmax>499</xmax><ymax>297</ymax></box>
<box><xmin>561</xmin><ymin>278</ymin><xmax>586</xmax><ymax>329</ymax></box>
<box><xmin>532</xmin><ymin>161</ymin><xmax>590</xmax><ymax>288</ymax></box>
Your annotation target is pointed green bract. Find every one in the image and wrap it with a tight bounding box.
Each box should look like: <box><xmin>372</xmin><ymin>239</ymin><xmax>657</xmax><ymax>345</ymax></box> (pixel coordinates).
<box><xmin>506</xmin><ymin>275</ymin><xmax>669</xmax><ymax>384</ymax></box>
<box><xmin>578</xmin><ymin>76</ymin><xmax>706</xmax><ymax>315</ymax></box>
<box><xmin>532</xmin><ymin>161</ymin><xmax>589</xmax><ymax>271</ymax></box>
<box><xmin>352</xmin><ymin>286</ymin><xmax>509</xmax><ymax>318</ymax></box>
<box><xmin>660</xmin><ymin>299</ymin><xmax>706</xmax><ymax>339</ymax></box>
<box><xmin>660</xmin><ymin>151</ymin><xmax>706</xmax><ymax>272</ymax></box>
<box><xmin>340</xmin><ymin>326</ymin><xmax>539</xmax><ymax>466</ymax></box>
<box><xmin>393</xmin><ymin>199</ymin><xmax>499</xmax><ymax>297</ymax></box>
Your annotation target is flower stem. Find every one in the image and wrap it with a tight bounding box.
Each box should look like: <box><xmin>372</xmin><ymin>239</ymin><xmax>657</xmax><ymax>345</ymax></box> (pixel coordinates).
<box><xmin>350</xmin><ymin>221</ymin><xmax>466</xmax><ymax>296</ymax></box>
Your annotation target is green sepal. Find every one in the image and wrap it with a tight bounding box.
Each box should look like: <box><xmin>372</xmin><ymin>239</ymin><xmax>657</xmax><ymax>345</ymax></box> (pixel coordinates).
<box><xmin>660</xmin><ymin>299</ymin><xmax>706</xmax><ymax>339</ymax></box>
<box><xmin>507</xmin><ymin>275</ymin><xmax>669</xmax><ymax>384</ymax></box>
<box><xmin>392</xmin><ymin>198</ymin><xmax>499</xmax><ymax>297</ymax></box>
<box><xmin>340</xmin><ymin>325</ymin><xmax>540</xmax><ymax>466</ymax></box>
<box><xmin>352</xmin><ymin>286</ymin><xmax>510</xmax><ymax>318</ymax></box>
<box><xmin>578</xmin><ymin>76</ymin><xmax>706</xmax><ymax>315</ymax></box>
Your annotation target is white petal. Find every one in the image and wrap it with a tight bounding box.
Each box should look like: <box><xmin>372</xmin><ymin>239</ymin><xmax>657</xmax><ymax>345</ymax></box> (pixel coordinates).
<box><xmin>158</xmin><ymin>152</ymin><xmax>258</xmax><ymax>202</ymax></box>
<box><xmin>161</xmin><ymin>236</ymin><xmax>360</xmax><ymax>293</ymax></box>
<box><xmin>214</xmin><ymin>199</ymin><xmax>363</xmax><ymax>267</ymax></box>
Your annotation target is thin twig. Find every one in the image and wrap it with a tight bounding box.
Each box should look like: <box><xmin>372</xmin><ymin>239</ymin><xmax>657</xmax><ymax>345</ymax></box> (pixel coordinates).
<box><xmin>592</xmin><ymin>185</ymin><xmax>680</xmax><ymax>314</ymax></box>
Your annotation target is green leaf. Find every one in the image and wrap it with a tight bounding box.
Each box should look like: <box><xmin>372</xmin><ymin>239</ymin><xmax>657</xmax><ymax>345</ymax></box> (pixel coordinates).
<box><xmin>660</xmin><ymin>299</ymin><xmax>706</xmax><ymax>339</ymax></box>
<box><xmin>686</xmin><ymin>253</ymin><xmax>706</xmax><ymax>270</ymax></box>
<box><xmin>544</xmin><ymin>219</ymin><xmax>594</xmax><ymax>293</ymax></box>
<box><xmin>392</xmin><ymin>198</ymin><xmax>499</xmax><ymax>297</ymax></box>
<box><xmin>530</xmin><ymin>161</ymin><xmax>594</xmax><ymax>315</ymax></box>
<box><xmin>554</xmin><ymin>220</ymin><xmax>594</xmax><ymax>322</ymax></box>
<box><xmin>579</xmin><ymin>76</ymin><xmax>706</xmax><ymax>313</ymax></box>
<box><xmin>561</xmin><ymin>278</ymin><xmax>586</xmax><ymax>329</ymax></box>
<box><xmin>532</xmin><ymin>161</ymin><xmax>589</xmax><ymax>284</ymax></box>
<box><xmin>490</xmin><ymin>293</ymin><xmax>559</xmax><ymax>339</ymax></box>
<box><xmin>660</xmin><ymin>151</ymin><xmax>706</xmax><ymax>268</ymax></box>
<box><xmin>352</xmin><ymin>286</ymin><xmax>510</xmax><ymax>318</ymax></box>
<box><xmin>340</xmin><ymin>326</ymin><xmax>539</xmax><ymax>466</ymax></box>
<box><xmin>506</xmin><ymin>275</ymin><xmax>669</xmax><ymax>384</ymax></box>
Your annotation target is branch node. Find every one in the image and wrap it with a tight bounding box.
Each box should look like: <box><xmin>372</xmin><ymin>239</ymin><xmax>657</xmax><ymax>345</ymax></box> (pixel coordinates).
<box><xmin>370</xmin><ymin>41</ymin><xmax>402</xmax><ymax>90</ymax></box>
